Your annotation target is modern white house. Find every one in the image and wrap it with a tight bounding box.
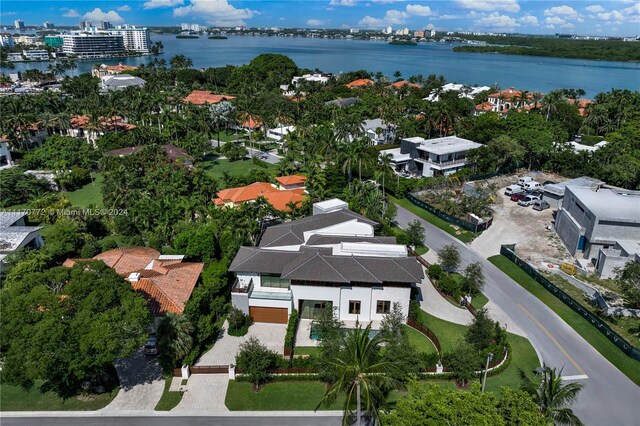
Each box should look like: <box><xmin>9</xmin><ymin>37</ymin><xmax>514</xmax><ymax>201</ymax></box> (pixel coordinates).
<box><xmin>381</xmin><ymin>136</ymin><xmax>482</xmax><ymax>177</ymax></box>
<box><xmin>555</xmin><ymin>185</ymin><xmax>640</xmax><ymax>278</ymax></box>
<box><xmin>0</xmin><ymin>212</ymin><xmax>44</xmax><ymax>270</ymax></box>
<box><xmin>230</xmin><ymin>200</ymin><xmax>423</xmax><ymax>324</ymax></box>
<box><xmin>292</xmin><ymin>73</ymin><xmax>332</xmax><ymax>87</ymax></box>
<box><xmin>266</xmin><ymin>125</ymin><xmax>296</xmax><ymax>142</ymax></box>
<box><xmin>424</xmin><ymin>83</ymin><xmax>491</xmax><ymax>102</ymax></box>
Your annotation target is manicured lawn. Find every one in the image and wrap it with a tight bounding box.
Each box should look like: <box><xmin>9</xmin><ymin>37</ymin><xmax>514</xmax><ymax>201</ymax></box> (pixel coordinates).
<box><xmin>295</xmin><ymin>346</ymin><xmax>321</xmax><ymax>357</ymax></box>
<box><xmin>225</xmin><ymin>381</ymin><xmax>344</xmax><ymax>411</ymax></box>
<box><xmin>199</xmin><ymin>157</ymin><xmax>277</xmax><ymax>181</ymax></box>
<box><xmin>489</xmin><ymin>255</ymin><xmax>640</xmax><ymax>385</ymax></box>
<box><xmin>413</xmin><ymin>309</ymin><xmax>467</xmax><ymax>353</ymax></box>
<box><xmin>64</xmin><ymin>172</ymin><xmax>104</xmax><ymax>208</ymax></box>
<box><xmin>154</xmin><ymin>377</ymin><xmax>183</xmax><ymax>411</ymax></box>
<box><xmin>390</xmin><ymin>195</ymin><xmax>477</xmax><ymax>243</ymax></box>
<box><xmin>471</xmin><ymin>292</ymin><xmax>489</xmax><ymax>310</ymax></box>
<box><xmin>414</xmin><ymin>245</ymin><xmax>428</xmax><ymax>255</ymax></box>
<box><xmin>485</xmin><ymin>333</ymin><xmax>540</xmax><ymax>392</ymax></box>
<box><xmin>0</xmin><ymin>380</ymin><xmax>118</xmax><ymax>411</ymax></box>
<box><xmin>404</xmin><ymin>324</ymin><xmax>438</xmax><ymax>354</ymax></box>
<box><xmin>212</xmin><ymin>130</ymin><xmax>243</xmax><ymax>144</ymax></box>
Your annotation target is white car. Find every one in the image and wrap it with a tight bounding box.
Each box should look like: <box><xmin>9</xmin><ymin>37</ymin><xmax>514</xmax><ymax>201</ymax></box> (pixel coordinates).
<box><xmin>518</xmin><ymin>195</ymin><xmax>540</xmax><ymax>207</ymax></box>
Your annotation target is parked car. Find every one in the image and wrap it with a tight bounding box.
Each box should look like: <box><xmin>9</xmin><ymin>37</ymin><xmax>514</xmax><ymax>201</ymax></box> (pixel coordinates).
<box><xmin>143</xmin><ymin>335</ymin><xmax>158</xmax><ymax>356</ymax></box>
<box><xmin>523</xmin><ymin>181</ymin><xmax>543</xmax><ymax>191</ymax></box>
<box><xmin>510</xmin><ymin>193</ymin><xmax>526</xmax><ymax>202</ymax></box>
<box><xmin>517</xmin><ymin>176</ymin><xmax>533</xmax><ymax>187</ymax></box>
<box><xmin>505</xmin><ymin>184</ymin><xmax>524</xmax><ymax>196</ymax></box>
<box><xmin>533</xmin><ymin>199</ymin><xmax>550</xmax><ymax>211</ymax></box>
<box><xmin>518</xmin><ymin>194</ymin><xmax>541</xmax><ymax>206</ymax></box>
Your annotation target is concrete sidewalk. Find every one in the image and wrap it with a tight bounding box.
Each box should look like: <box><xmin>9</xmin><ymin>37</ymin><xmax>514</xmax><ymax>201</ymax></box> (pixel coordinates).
<box><xmin>417</xmin><ymin>274</ymin><xmax>474</xmax><ymax>326</ymax></box>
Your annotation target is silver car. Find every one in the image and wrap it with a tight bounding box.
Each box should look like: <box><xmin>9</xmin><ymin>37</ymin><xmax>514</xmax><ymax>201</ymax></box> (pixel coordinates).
<box><xmin>518</xmin><ymin>195</ymin><xmax>540</xmax><ymax>207</ymax></box>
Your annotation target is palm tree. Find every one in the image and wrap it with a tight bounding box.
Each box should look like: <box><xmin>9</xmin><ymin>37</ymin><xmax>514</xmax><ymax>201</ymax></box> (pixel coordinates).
<box><xmin>158</xmin><ymin>313</ymin><xmax>194</xmax><ymax>364</ymax></box>
<box><xmin>316</xmin><ymin>323</ymin><xmax>399</xmax><ymax>426</ymax></box>
<box><xmin>520</xmin><ymin>365</ymin><xmax>584</xmax><ymax>426</ymax></box>
<box><xmin>378</xmin><ymin>152</ymin><xmax>394</xmax><ymax>198</ymax></box>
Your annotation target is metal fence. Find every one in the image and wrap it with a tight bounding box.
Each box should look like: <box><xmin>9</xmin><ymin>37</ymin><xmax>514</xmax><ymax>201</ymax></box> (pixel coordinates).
<box><xmin>500</xmin><ymin>244</ymin><xmax>640</xmax><ymax>361</ymax></box>
<box><xmin>406</xmin><ymin>193</ymin><xmax>491</xmax><ymax>232</ymax></box>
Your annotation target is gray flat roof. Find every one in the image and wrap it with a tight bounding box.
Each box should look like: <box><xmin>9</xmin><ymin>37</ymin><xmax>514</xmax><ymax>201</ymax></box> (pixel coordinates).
<box><xmin>405</xmin><ymin>136</ymin><xmax>482</xmax><ymax>155</ymax></box>
<box><xmin>568</xmin><ymin>186</ymin><xmax>640</xmax><ymax>222</ymax></box>
<box><xmin>544</xmin><ymin>176</ymin><xmax>604</xmax><ymax>197</ymax></box>
<box><xmin>259</xmin><ymin>210</ymin><xmax>377</xmax><ymax>248</ymax></box>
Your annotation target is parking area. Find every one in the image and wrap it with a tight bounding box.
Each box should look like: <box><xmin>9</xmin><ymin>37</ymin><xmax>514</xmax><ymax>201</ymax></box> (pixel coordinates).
<box><xmin>470</xmin><ymin>173</ymin><xmax>572</xmax><ymax>263</ymax></box>
<box><xmin>196</xmin><ymin>321</ymin><xmax>286</xmax><ymax>366</ymax></box>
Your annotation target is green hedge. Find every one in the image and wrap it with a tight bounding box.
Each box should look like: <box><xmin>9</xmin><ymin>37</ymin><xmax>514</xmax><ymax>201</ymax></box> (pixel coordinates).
<box><xmin>285</xmin><ymin>309</ymin><xmax>298</xmax><ymax>351</ymax></box>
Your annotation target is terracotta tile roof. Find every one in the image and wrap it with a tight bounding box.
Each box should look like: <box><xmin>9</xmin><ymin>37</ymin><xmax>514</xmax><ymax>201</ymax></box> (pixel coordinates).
<box><xmin>390</xmin><ymin>80</ymin><xmax>421</xmax><ymax>89</ymax></box>
<box><xmin>475</xmin><ymin>101</ymin><xmax>494</xmax><ymax>112</ymax></box>
<box><xmin>70</xmin><ymin>115</ymin><xmax>136</xmax><ymax>131</ymax></box>
<box><xmin>264</xmin><ymin>191</ymin><xmax>306</xmax><ymax>212</ymax></box>
<box><xmin>568</xmin><ymin>98</ymin><xmax>593</xmax><ymax>117</ymax></box>
<box><xmin>215</xmin><ymin>182</ymin><xmax>277</xmax><ymax>204</ymax></box>
<box><xmin>182</xmin><ymin>90</ymin><xmax>236</xmax><ymax>105</ymax></box>
<box><xmin>105</xmin><ymin>63</ymin><xmax>138</xmax><ymax>74</ymax></box>
<box><xmin>275</xmin><ymin>175</ymin><xmax>307</xmax><ymax>186</ymax></box>
<box><xmin>487</xmin><ymin>87</ymin><xmax>533</xmax><ymax>101</ymax></box>
<box><xmin>346</xmin><ymin>78</ymin><xmax>375</xmax><ymax>89</ymax></box>
<box><xmin>239</xmin><ymin>114</ymin><xmax>263</xmax><ymax>129</ymax></box>
<box><xmin>63</xmin><ymin>247</ymin><xmax>203</xmax><ymax>316</ymax></box>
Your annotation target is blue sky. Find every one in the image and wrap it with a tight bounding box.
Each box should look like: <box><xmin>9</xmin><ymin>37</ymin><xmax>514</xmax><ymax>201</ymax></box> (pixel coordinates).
<box><xmin>1</xmin><ymin>1</ymin><xmax>639</xmax><ymax>36</ymax></box>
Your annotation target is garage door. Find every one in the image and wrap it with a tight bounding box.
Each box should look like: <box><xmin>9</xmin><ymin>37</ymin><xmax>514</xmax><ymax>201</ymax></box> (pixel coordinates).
<box><xmin>249</xmin><ymin>307</ymin><xmax>288</xmax><ymax>324</ymax></box>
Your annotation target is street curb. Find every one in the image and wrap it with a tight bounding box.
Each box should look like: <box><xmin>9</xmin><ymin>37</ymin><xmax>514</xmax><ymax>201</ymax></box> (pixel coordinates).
<box><xmin>1</xmin><ymin>410</ymin><xmax>344</xmax><ymax>417</ymax></box>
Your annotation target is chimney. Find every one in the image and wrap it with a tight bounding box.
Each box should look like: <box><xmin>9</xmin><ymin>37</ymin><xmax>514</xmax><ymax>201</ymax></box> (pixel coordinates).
<box><xmin>128</xmin><ymin>272</ymin><xmax>140</xmax><ymax>282</ymax></box>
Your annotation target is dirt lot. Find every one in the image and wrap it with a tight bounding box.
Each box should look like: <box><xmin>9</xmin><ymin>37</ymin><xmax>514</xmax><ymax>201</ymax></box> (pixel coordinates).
<box><xmin>470</xmin><ymin>171</ymin><xmax>572</xmax><ymax>263</ymax></box>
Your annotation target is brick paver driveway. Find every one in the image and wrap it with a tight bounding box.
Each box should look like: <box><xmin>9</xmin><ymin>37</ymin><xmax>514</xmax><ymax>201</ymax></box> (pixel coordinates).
<box><xmin>196</xmin><ymin>321</ymin><xmax>286</xmax><ymax>366</ymax></box>
<box><xmin>103</xmin><ymin>349</ymin><xmax>164</xmax><ymax>411</ymax></box>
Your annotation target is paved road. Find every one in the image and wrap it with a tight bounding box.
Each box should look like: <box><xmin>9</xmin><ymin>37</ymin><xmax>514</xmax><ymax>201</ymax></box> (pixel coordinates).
<box><xmin>247</xmin><ymin>147</ymin><xmax>281</xmax><ymax>164</ymax></box>
<box><xmin>0</xmin><ymin>416</ymin><xmax>341</xmax><ymax>426</ymax></box>
<box><xmin>395</xmin><ymin>203</ymin><xmax>640</xmax><ymax>426</ymax></box>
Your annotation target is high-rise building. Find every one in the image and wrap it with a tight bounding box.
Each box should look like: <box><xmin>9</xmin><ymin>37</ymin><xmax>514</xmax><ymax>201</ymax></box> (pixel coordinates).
<box><xmin>62</xmin><ymin>33</ymin><xmax>125</xmax><ymax>57</ymax></box>
<box><xmin>99</xmin><ymin>21</ymin><xmax>111</xmax><ymax>30</ymax></box>
<box><xmin>0</xmin><ymin>35</ymin><xmax>15</xmax><ymax>48</ymax></box>
<box><xmin>43</xmin><ymin>21</ymin><xmax>55</xmax><ymax>29</ymax></box>
<box><xmin>181</xmin><ymin>23</ymin><xmax>191</xmax><ymax>31</ymax></box>
<box><xmin>14</xmin><ymin>19</ymin><xmax>25</xmax><ymax>30</ymax></box>
<box><xmin>44</xmin><ymin>36</ymin><xmax>64</xmax><ymax>48</ymax></box>
<box><xmin>112</xmin><ymin>26</ymin><xmax>152</xmax><ymax>53</ymax></box>
<box><xmin>384</xmin><ymin>26</ymin><xmax>393</xmax><ymax>35</ymax></box>
<box><xmin>79</xmin><ymin>21</ymin><xmax>93</xmax><ymax>31</ymax></box>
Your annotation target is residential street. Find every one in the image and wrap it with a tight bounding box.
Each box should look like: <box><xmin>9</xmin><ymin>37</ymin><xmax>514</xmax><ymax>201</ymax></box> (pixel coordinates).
<box><xmin>395</xmin><ymin>203</ymin><xmax>640</xmax><ymax>426</ymax></box>
<box><xmin>0</xmin><ymin>415</ymin><xmax>342</xmax><ymax>426</ymax></box>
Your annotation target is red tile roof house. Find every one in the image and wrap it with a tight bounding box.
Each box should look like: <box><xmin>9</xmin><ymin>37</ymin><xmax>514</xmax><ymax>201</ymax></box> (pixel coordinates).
<box><xmin>104</xmin><ymin>144</ymin><xmax>194</xmax><ymax>167</ymax></box>
<box><xmin>474</xmin><ymin>87</ymin><xmax>537</xmax><ymax>115</ymax></box>
<box><xmin>63</xmin><ymin>247</ymin><xmax>203</xmax><ymax>316</ymax></box>
<box><xmin>345</xmin><ymin>78</ymin><xmax>375</xmax><ymax>89</ymax></box>
<box><xmin>213</xmin><ymin>177</ymin><xmax>307</xmax><ymax>212</ymax></box>
<box><xmin>67</xmin><ymin>115</ymin><xmax>137</xmax><ymax>146</ymax></box>
<box><xmin>182</xmin><ymin>90</ymin><xmax>236</xmax><ymax>105</ymax></box>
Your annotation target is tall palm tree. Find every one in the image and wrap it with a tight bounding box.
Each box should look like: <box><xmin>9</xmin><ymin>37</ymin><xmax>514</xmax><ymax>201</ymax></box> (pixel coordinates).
<box><xmin>520</xmin><ymin>365</ymin><xmax>584</xmax><ymax>426</ymax></box>
<box><xmin>378</xmin><ymin>152</ymin><xmax>394</xmax><ymax>198</ymax></box>
<box><xmin>316</xmin><ymin>323</ymin><xmax>399</xmax><ymax>426</ymax></box>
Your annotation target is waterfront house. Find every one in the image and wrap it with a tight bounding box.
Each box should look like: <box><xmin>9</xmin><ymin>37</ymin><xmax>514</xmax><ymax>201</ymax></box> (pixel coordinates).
<box><xmin>381</xmin><ymin>135</ymin><xmax>482</xmax><ymax>177</ymax></box>
<box><xmin>64</xmin><ymin>247</ymin><xmax>203</xmax><ymax>316</ymax></box>
<box><xmin>346</xmin><ymin>78</ymin><xmax>375</xmax><ymax>89</ymax></box>
<box><xmin>229</xmin><ymin>199</ymin><xmax>423</xmax><ymax>324</ymax></box>
<box><xmin>424</xmin><ymin>83</ymin><xmax>491</xmax><ymax>102</ymax></box>
<box><xmin>390</xmin><ymin>80</ymin><xmax>422</xmax><ymax>90</ymax></box>
<box><xmin>92</xmin><ymin>63</ymin><xmax>139</xmax><ymax>78</ymax></box>
<box><xmin>292</xmin><ymin>73</ymin><xmax>332</xmax><ymax>87</ymax></box>
<box><xmin>474</xmin><ymin>87</ymin><xmax>536</xmax><ymax>115</ymax></box>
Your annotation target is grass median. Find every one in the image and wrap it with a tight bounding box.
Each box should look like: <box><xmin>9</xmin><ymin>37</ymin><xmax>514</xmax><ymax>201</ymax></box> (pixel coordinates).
<box><xmin>489</xmin><ymin>254</ymin><xmax>640</xmax><ymax>385</ymax></box>
<box><xmin>390</xmin><ymin>196</ymin><xmax>476</xmax><ymax>243</ymax></box>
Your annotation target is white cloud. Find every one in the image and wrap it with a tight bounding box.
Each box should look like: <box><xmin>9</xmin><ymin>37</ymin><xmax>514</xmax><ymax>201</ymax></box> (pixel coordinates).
<box><xmin>454</xmin><ymin>0</ymin><xmax>520</xmax><ymax>13</ymax></box>
<box><xmin>117</xmin><ymin>5</ymin><xmax>132</xmax><ymax>12</ymax></box>
<box><xmin>371</xmin><ymin>0</ymin><xmax>408</xmax><ymax>3</ymax></box>
<box><xmin>62</xmin><ymin>8</ymin><xmax>80</xmax><ymax>18</ymax></box>
<box><xmin>329</xmin><ymin>0</ymin><xmax>357</xmax><ymax>6</ymax></box>
<box><xmin>83</xmin><ymin>8</ymin><xmax>124</xmax><ymax>23</ymax></box>
<box><xmin>143</xmin><ymin>0</ymin><xmax>184</xmax><ymax>10</ymax></box>
<box><xmin>173</xmin><ymin>0</ymin><xmax>256</xmax><ymax>26</ymax></box>
<box><xmin>544</xmin><ymin>5</ymin><xmax>583</xmax><ymax>22</ymax></box>
<box><xmin>406</xmin><ymin>4</ymin><xmax>433</xmax><ymax>16</ymax></box>
<box><xmin>544</xmin><ymin>16</ymin><xmax>567</xmax><ymax>25</ymax></box>
<box><xmin>585</xmin><ymin>5</ymin><xmax>606</xmax><ymax>13</ymax></box>
<box><xmin>307</xmin><ymin>19</ymin><xmax>325</xmax><ymax>26</ymax></box>
<box><xmin>596</xmin><ymin>10</ymin><xmax>625</xmax><ymax>22</ymax></box>
<box><xmin>518</xmin><ymin>15</ymin><xmax>539</xmax><ymax>26</ymax></box>
<box><xmin>358</xmin><ymin>9</ymin><xmax>409</xmax><ymax>27</ymax></box>
<box><xmin>475</xmin><ymin>12</ymin><xmax>518</xmax><ymax>29</ymax></box>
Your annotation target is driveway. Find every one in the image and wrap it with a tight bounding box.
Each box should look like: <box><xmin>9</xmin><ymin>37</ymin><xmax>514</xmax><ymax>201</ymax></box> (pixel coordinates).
<box><xmin>103</xmin><ymin>349</ymin><xmax>164</xmax><ymax>411</ymax></box>
<box><xmin>172</xmin><ymin>374</ymin><xmax>230</xmax><ymax>412</ymax></box>
<box><xmin>196</xmin><ymin>321</ymin><xmax>286</xmax><ymax>366</ymax></box>
<box><xmin>395</xmin><ymin>202</ymin><xmax>640</xmax><ymax>425</ymax></box>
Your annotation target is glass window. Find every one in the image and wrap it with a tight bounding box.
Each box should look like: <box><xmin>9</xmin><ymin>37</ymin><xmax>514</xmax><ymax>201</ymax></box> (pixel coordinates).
<box><xmin>376</xmin><ymin>300</ymin><xmax>391</xmax><ymax>314</ymax></box>
<box><xmin>261</xmin><ymin>275</ymin><xmax>290</xmax><ymax>289</ymax></box>
<box><xmin>349</xmin><ymin>300</ymin><xmax>361</xmax><ymax>315</ymax></box>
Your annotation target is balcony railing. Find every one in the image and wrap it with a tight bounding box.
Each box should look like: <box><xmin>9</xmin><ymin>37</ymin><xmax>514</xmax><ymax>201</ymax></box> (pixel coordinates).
<box><xmin>416</xmin><ymin>157</ymin><xmax>468</xmax><ymax>167</ymax></box>
<box><xmin>231</xmin><ymin>278</ymin><xmax>253</xmax><ymax>294</ymax></box>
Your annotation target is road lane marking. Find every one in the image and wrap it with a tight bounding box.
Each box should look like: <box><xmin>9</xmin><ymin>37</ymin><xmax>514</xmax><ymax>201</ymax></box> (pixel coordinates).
<box><xmin>517</xmin><ymin>304</ymin><xmax>587</xmax><ymax>376</ymax></box>
<box><xmin>561</xmin><ymin>375</ymin><xmax>589</xmax><ymax>381</ymax></box>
